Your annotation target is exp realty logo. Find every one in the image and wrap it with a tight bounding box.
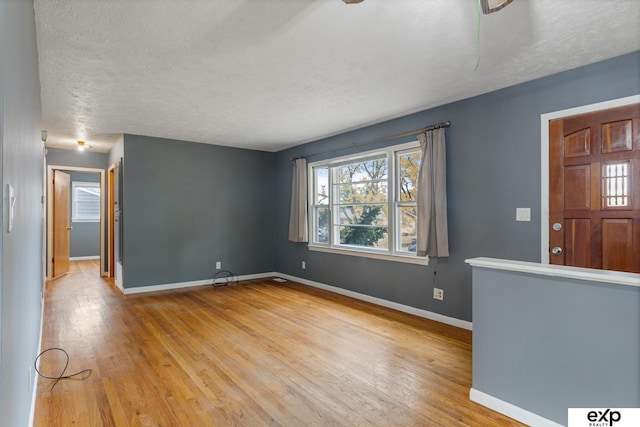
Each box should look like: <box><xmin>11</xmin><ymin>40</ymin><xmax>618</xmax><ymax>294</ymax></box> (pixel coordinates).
<box><xmin>568</xmin><ymin>408</ymin><xmax>640</xmax><ymax>427</ymax></box>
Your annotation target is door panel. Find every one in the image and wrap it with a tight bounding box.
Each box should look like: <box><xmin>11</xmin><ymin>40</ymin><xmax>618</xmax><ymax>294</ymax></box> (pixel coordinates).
<box><xmin>549</xmin><ymin>103</ymin><xmax>640</xmax><ymax>273</ymax></box>
<box><xmin>601</xmin><ymin>119</ymin><xmax>632</xmax><ymax>153</ymax></box>
<box><xmin>602</xmin><ymin>219</ymin><xmax>633</xmax><ymax>271</ymax></box>
<box><xmin>564</xmin><ymin>218</ymin><xmax>591</xmax><ymax>268</ymax></box>
<box><xmin>564</xmin><ymin>165</ymin><xmax>591</xmax><ymax>210</ymax></box>
<box><xmin>564</xmin><ymin>128</ymin><xmax>591</xmax><ymax>157</ymax></box>
<box><xmin>53</xmin><ymin>170</ymin><xmax>71</xmax><ymax>277</ymax></box>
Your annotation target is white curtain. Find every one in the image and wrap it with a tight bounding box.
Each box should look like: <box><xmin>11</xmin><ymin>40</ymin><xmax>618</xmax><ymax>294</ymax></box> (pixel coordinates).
<box><xmin>416</xmin><ymin>128</ymin><xmax>449</xmax><ymax>258</ymax></box>
<box><xmin>288</xmin><ymin>158</ymin><xmax>308</xmax><ymax>242</ymax></box>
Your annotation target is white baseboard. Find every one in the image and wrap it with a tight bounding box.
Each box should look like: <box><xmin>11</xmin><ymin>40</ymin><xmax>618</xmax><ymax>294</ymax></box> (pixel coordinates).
<box><xmin>277</xmin><ymin>273</ymin><xmax>473</xmax><ymax>331</ymax></box>
<box><xmin>115</xmin><ymin>262</ymin><xmax>124</xmax><ymax>292</ymax></box>
<box><xmin>122</xmin><ymin>272</ymin><xmax>277</xmax><ymax>294</ymax></box>
<box><xmin>69</xmin><ymin>255</ymin><xmax>99</xmax><ymax>261</ymax></box>
<box><xmin>29</xmin><ymin>280</ymin><xmax>47</xmax><ymax>427</ymax></box>
<box><xmin>469</xmin><ymin>388</ymin><xmax>563</xmax><ymax>427</ymax></box>
<box><xmin>118</xmin><ymin>271</ymin><xmax>472</xmax><ymax>331</ymax></box>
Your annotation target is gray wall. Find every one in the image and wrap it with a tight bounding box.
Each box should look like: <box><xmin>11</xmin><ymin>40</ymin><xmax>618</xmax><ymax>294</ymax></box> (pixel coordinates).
<box><xmin>0</xmin><ymin>0</ymin><xmax>44</xmax><ymax>425</ymax></box>
<box><xmin>47</xmin><ymin>146</ymin><xmax>109</xmax><ymax>170</ymax></box>
<box><xmin>121</xmin><ymin>134</ymin><xmax>277</xmax><ymax>289</ymax></box>
<box><xmin>46</xmin><ymin>147</ymin><xmax>108</xmax><ymax>268</ymax></box>
<box><xmin>274</xmin><ymin>51</ymin><xmax>640</xmax><ymax>322</ymax></box>
<box><xmin>68</xmin><ymin>172</ymin><xmax>100</xmax><ymax>258</ymax></box>
<box><xmin>471</xmin><ymin>267</ymin><xmax>640</xmax><ymax>425</ymax></box>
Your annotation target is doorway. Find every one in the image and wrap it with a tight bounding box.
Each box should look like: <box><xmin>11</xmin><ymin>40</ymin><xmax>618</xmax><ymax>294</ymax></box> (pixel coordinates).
<box><xmin>540</xmin><ymin>94</ymin><xmax>640</xmax><ymax>271</ymax></box>
<box><xmin>108</xmin><ymin>164</ymin><xmax>116</xmax><ymax>278</ymax></box>
<box><xmin>47</xmin><ymin>165</ymin><xmax>106</xmax><ymax>279</ymax></box>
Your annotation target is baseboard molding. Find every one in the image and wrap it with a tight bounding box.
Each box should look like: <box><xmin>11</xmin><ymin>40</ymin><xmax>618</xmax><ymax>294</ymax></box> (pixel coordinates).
<box><xmin>469</xmin><ymin>388</ymin><xmax>563</xmax><ymax>427</ymax></box>
<box><xmin>29</xmin><ymin>282</ymin><xmax>46</xmax><ymax>427</ymax></box>
<box><xmin>69</xmin><ymin>255</ymin><xmax>99</xmax><ymax>261</ymax></box>
<box><xmin>277</xmin><ymin>273</ymin><xmax>473</xmax><ymax>331</ymax></box>
<box><xmin>115</xmin><ymin>262</ymin><xmax>124</xmax><ymax>292</ymax></box>
<box><xmin>122</xmin><ymin>272</ymin><xmax>277</xmax><ymax>295</ymax></box>
<box><xmin>118</xmin><ymin>271</ymin><xmax>472</xmax><ymax>330</ymax></box>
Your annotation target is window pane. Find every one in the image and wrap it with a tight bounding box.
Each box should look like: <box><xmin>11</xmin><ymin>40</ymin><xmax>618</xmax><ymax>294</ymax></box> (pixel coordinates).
<box><xmin>315</xmin><ymin>167</ymin><xmax>329</xmax><ymax>205</ymax></box>
<box><xmin>338</xmin><ymin>225</ymin><xmax>388</xmax><ymax>248</ymax></box>
<box><xmin>314</xmin><ymin>206</ymin><xmax>329</xmax><ymax>244</ymax></box>
<box><xmin>337</xmin><ymin>204</ymin><xmax>387</xmax><ymax>226</ymax></box>
<box><xmin>76</xmin><ymin>186</ymin><xmax>100</xmax><ymax>199</ymax></box>
<box><xmin>398</xmin><ymin>206</ymin><xmax>417</xmax><ymax>252</ymax></box>
<box><xmin>75</xmin><ymin>201</ymin><xmax>100</xmax><ymax>219</ymax></box>
<box><xmin>336</xmin><ymin>182</ymin><xmax>387</xmax><ymax>204</ymax></box>
<box><xmin>602</xmin><ymin>162</ymin><xmax>629</xmax><ymax>208</ymax></box>
<box><xmin>309</xmin><ymin>142</ymin><xmax>421</xmax><ymax>258</ymax></box>
<box><xmin>72</xmin><ymin>182</ymin><xmax>100</xmax><ymax>221</ymax></box>
<box><xmin>337</xmin><ymin>159</ymin><xmax>387</xmax><ymax>184</ymax></box>
<box><xmin>398</xmin><ymin>151</ymin><xmax>421</xmax><ymax>202</ymax></box>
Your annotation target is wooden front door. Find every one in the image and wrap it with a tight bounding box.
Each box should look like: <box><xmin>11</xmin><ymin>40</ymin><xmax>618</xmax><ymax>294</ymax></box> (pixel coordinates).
<box><xmin>53</xmin><ymin>170</ymin><xmax>71</xmax><ymax>277</ymax></box>
<box><xmin>549</xmin><ymin>103</ymin><xmax>640</xmax><ymax>273</ymax></box>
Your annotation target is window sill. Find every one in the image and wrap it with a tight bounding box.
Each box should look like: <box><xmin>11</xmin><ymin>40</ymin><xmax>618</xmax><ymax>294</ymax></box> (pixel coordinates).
<box><xmin>308</xmin><ymin>245</ymin><xmax>429</xmax><ymax>266</ymax></box>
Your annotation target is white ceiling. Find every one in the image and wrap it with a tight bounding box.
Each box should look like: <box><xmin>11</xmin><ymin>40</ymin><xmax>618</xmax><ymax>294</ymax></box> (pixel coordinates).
<box><xmin>35</xmin><ymin>0</ymin><xmax>640</xmax><ymax>153</ymax></box>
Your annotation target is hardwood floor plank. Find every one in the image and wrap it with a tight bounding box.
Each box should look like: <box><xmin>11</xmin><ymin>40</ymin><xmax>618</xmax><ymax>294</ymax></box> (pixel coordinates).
<box><xmin>34</xmin><ymin>261</ymin><xmax>523</xmax><ymax>426</ymax></box>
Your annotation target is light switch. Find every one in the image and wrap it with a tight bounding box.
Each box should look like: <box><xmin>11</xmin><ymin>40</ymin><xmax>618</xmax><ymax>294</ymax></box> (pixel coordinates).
<box><xmin>516</xmin><ymin>208</ymin><xmax>531</xmax><ymax>222</ymax></box>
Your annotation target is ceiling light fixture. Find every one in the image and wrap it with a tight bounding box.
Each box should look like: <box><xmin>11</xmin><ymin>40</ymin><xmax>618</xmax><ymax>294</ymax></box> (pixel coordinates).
<box><xmin>343</xmin><ymin>0</ymin><xmax>364</xmax><ymax>4</ymax></box>
<box><xmin>480</xmin><ymin>0</ymin><xmax>513</xmax><ymax>14</ymax></box>
<box><xmin>77</xmin><ymin>141</ymin><xmax>85</xmax><ymax>151</ymax></box>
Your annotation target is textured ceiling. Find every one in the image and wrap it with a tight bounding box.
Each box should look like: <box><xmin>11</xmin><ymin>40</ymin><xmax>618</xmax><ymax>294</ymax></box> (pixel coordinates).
<box><xmin>35</xmin><ymin>0</ymin><xmax>640</xmax><ymax>153</ymax></box>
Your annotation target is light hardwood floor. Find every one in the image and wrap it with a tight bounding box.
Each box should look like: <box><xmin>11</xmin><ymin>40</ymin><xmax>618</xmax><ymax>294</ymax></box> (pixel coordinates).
<box><xmin>34</xmin><ymin>260</ymin><xmax>522</xmax><ymax>426</ymax></box>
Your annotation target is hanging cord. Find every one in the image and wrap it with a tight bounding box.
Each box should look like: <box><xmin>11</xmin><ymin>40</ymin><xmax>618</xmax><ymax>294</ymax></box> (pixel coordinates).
<box><xmin>432</xmin><ymin>257</ymin><xmax>439</xmax><ymax>288</ymax></box>
<box><xmin>211</xmin><ymin>270</ymin><xmax>238</xmax><ymax>287</ymax></box>
<box><xmin>34</xmin><ymin>347</ymin><xmax>92</xmax><ymax>391</ymax></box>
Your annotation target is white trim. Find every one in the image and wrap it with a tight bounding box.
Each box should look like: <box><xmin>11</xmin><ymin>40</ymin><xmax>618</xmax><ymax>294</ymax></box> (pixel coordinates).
<box><xmin>69</xmin><ymin>256</ymin><xmax>100</xmax><ymax>261</ymax></box>
<box><xmin>115</xmin><ymin>262</ymin><xmax>124</xmax><ymax>292</ymax></box>
<box><xmin>277</xmin><ymin>272</ymin><xmax>472</xmax><ymax>330</ymax></box>
<box><xmin>308</xmin><ymin>141</ymin><xmax>424</xmax><ymax>262</ymax></box>
<box><xmin>466</xmin><ymin>257</ymin><xmax>640</xmax><ymax>288</ymax></box>
<box><xmin>29</xmin><ymin>281</ymin><xmax>46</xmax><ymax>427</ymax></box>
<box><xmin>469</xmin><ymin>388</ymin><xmax>564</xmax><ymax>427</ymax></box>
<box><xmin>47</xmin><ymin>165</ymin><xmax>106</xmax><ymax>278</ymax></box>
<box><xmin>121</xmin><ymin>272</ymin><xmax>277</xmax><ymax>294</ymax></box>
<box><xmin>309</xmin><ymin>245</ymin><xmax>429</xmax><ymax>265</ymax></box>
<box><xmin>107</xmin><ymin>163</ymin><xmax>116</xmax><ymax>279</ymax></box>
<box><xmin>540</xmin><ymin>94</ymin><xmax>640</xmax><ymax>264</ymax></box>
<box><xmin>117</xmin><ymin>270</ymin><xmax>471</xmax><ymax>330</ymax></box>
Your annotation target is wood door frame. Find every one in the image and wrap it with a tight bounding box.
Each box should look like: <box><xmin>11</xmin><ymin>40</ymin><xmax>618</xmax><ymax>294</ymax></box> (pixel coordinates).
<box><xmin>540</xmin><ymin>94</ymin><xmax>640</xmax><ymax>265</ymax></box>
<box><xmin>47</xmin><ymin>165</ymin><xmax>106</xmax><ymax>279</ymax></box>
<box><xmin>107</xmin><ymin>163</ymin><xmax>115</xmax><ymax>278</ymax></box>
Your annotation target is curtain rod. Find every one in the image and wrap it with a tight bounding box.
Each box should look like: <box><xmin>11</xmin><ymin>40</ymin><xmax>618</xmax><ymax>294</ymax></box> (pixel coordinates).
<box><xmin>292</xmin><ymin>120</ymin><xmax>450</xmax><ymax>161</ymax></box>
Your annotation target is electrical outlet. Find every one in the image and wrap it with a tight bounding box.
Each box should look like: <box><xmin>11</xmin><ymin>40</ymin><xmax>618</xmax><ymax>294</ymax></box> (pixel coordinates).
<box><xmin>433</xmin><ymin>288</ymin><xmax>444</xmax><ymax>301</ymax></box>
<box><xmin>216</xmin><ymin>261</ymin><xmax>221</xmax><ymax>269</ymax></box>
<box><xmin>302</xmin><ymin>261</ymin><xmax>306</xmax><ymax>269</ymax></box>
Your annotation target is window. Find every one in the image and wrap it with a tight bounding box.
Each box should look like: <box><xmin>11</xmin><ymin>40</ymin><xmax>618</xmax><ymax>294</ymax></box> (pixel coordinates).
<box><xmin>72</xmin><ymin>181</ymin><xmax>100</xmax><ymax>222</ymax></box>
<box><xmin>309</xmin><ymin>142</ymin><xmax>425</xmax><ymax>263</ymax></box>
<box><xmin>602</xmin><ymin>162</ymin><xmax>630</xmax><ymax>208</ymax></box>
